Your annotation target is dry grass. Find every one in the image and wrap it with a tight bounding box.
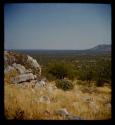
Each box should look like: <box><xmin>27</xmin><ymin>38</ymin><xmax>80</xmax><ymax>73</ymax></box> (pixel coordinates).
<box><xmin>4</xmin><ymin>78</ymin><xmax>111</xmax><ymax>120</ymax></box>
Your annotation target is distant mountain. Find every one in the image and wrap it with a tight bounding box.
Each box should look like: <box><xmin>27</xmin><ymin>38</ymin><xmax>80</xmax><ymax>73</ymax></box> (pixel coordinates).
<box><xmin>88</xmin><ymin>44</ymin><xmax>111</xmax><ymax>52</ymax></box>
<box><xmin>9</xmin><ymin>44</ymin><xmax>111</xmax><ymax>57</ymax></box>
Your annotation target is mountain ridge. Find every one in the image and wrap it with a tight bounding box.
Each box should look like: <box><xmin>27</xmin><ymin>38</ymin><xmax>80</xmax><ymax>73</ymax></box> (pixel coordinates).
<box><xmin>5</xmin><ymin>44</ymin><xmax>111</xmax><ymax>51</ymax></box>
<box><xmin>88</xmin><ymin>44</ymin><xmax>111</xmax><ymax>52</ymax></box>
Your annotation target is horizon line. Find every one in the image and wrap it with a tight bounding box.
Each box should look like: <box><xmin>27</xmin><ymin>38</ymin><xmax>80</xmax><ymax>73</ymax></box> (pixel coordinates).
<box><xmin>4</xmin><ymin>43</ymin><xmax>111</xmax><ymax>51</ymax></box>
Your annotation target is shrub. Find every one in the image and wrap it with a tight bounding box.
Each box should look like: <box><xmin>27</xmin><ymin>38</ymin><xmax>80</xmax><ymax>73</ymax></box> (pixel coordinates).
<box><xmin>95</xmin><ymin>59</ymin><xmax>111</xmax><ymax>87</ymax></box>
<box><xmin>76</xmin><ymin>59</ymin><xmax>111</xmax><ymax>87</ymax></box>
<box><xmin>56</xmin><ymin>79</ymin><xmax>74</xmax><ymax>91</ymax></box>
<box><xmin>77</xmin><ymin>64</ymin><xmax>94</xmax><ymax>84</ymax></box>
<box><xmin>47</xmin><ymin>62</ymin><xmax>77</xmax><ymax>80</ymax></box>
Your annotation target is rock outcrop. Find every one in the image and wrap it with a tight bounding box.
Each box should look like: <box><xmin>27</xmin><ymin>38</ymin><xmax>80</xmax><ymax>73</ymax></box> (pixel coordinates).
<box><xmin>12</xmin><ymin>63</ymin><xmax>26</xmax><ymax>74</ymax></box>
<box><xmin>11</xmin><ymin>73</ymin><xmax>37</xmax><ymax>84</ymax></box>
<box><xmin>4</xmin><ymin>51</ymin><xmax>16</xmax><ymax>65</ymax></box>
<box><xmin>26</xmin><ymin>55</ymin><xmax>41</xmax><ymax>77</ymax></box>
<box><xmin>4</xmin><ymin>65</ymin><xmax>15</xmax><ymax>74</ymax></box>
<box><xmin>4</xmin><ymin>51</ymin><xmax>41</xmax><ymax>86</ymax></box>
<box><xmin>4</xmin><ymin>51</ymin><xmax>41</xmax><ymax>76</ymax></box>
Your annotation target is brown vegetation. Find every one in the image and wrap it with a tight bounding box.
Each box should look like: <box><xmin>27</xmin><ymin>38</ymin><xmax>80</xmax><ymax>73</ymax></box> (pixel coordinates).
<box><xmin>4</xmin><ymin>79</ymin><xmax>111</xmax><ymax>120</ymax></box>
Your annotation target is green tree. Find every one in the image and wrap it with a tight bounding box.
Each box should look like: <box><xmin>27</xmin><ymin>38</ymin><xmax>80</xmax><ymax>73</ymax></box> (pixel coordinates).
<box><xmin>95</xmin><ymin>59</ymin><xmax>111</xmax><ymax>86</ymax></box>
<box><xmin>78</xmin><ymin>64</ymin><xmax>94</xmax><ymax>84</ymax></box>
<box><xmin>47</xmin><ymin>62</ymin><xmax>76</xmax><ymax>80</ymax></box>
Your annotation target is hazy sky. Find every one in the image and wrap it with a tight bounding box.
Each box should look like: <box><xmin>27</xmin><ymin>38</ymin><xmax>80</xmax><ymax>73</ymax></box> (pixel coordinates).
<box><xmin>4</xmin><ymin>3</ymin><xmax>111</xmax><ymax>50</ymax></box>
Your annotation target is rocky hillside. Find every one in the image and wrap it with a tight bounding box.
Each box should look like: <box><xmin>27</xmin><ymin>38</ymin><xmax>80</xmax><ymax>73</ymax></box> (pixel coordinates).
<box><xmin>4</xmin><ymin>50</ymin><xmax>43</xmax><ymax>87</ymax></box>
<box><xmin>89</xmin><ymin>44</ymin><xmax>111</xmax><ymax>52</ymax></box>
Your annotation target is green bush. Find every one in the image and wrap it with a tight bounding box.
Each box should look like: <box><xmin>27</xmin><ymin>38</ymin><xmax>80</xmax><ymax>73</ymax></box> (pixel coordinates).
<box><xmin>56</xmin><ymin>79</ymin><xmax>74</xmax><ymax>91</ymax></box>
<box><xmin>77</xmin><ymin>64</ymin><xmax>94</xmax><ymax>84</ymax></box>
<box><xmin>47</xmin><ymin>62</ymin><xmax>77</xmax><ymax>80</ymax></box>
<box><xmin>94</xmin><ymin>59</ymin><xmax>111</xmax><ymax>86</ymax></box>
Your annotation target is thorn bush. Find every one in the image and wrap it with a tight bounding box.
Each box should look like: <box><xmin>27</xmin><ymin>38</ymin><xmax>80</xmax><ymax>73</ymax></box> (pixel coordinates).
<box><xmin>56</xmin><ymin>79</ymin><xmax>74</xmax><ymax>91</ymax></box>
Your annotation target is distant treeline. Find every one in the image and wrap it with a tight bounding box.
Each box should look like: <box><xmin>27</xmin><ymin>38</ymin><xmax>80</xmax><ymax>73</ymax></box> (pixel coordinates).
<box><xmin>14</xmin><ymin>50</ymin><xmax>111</xmax><ymax>65</ymax></box>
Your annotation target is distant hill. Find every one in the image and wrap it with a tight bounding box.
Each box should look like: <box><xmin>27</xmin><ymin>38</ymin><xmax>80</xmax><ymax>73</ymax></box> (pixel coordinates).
<box><xmin>89</xmin><ymin>44</ymin><xmax>111</xmax><ymax>52</ymax></box>
<box><xmin>9</xmin><ymin>44</ymin><xmax>111</xmax><ymax>57</ymax></box>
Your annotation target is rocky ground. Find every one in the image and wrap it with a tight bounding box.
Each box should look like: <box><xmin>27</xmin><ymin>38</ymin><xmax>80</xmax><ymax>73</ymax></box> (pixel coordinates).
<box><xmin>4</xmin><ymin>51</ymin><xmax>111</xmax><ymax>120</ymax></box>
<box><xmin>4</xmin><ymin>81</ymin><xmax>111</xmax><ymax>120</ymax></box>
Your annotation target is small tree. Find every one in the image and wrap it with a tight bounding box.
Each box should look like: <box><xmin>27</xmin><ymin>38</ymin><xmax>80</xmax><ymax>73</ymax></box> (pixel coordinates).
<box><xmin>78</xmin><ymin>64</ymin><xmax>94</xmax><ymax>85</ymax></box>
<box><xmin>47</xmin><ymin>62</ymin><xmax>76</xmax><ymax>80</ymax></box>
<box><xmin>95</xmin><ymin>59</ymin><xmax>111</xmax><ymax>86</ymax></box>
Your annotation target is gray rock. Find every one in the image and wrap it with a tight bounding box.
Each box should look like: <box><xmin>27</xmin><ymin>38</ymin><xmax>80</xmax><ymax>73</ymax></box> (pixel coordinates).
<box><xmin>27</xmin><ymin>55</ymin><xmax>41</xmax><ymax>76</ymax></box>
<box><xmin>4</xmin><ymin>65</ymin><xmax>15</xmax><ymax>73</ymax></box>
<box><xmin>4</xmin><ymin>51</ymin><xmax>16</xmax><ymax>65</ymax></box>
<box><xmin>4</xmin><ymin>51</ymin><xmax>42</xmax><ymax>87</ymax></box>
<box><xmin>55</xmin><ymin>108</ymin><xmax>82</xmax><ymax>120</ymax></box>
<box><xmin>25</xmin><ymin>69</ymin><xmax>32</xmax><ymax>73</ymax></box>
<box><xmin>27</xmin><ymin>55</ymin><xmax>39</xmax><ymax>68</ymax></box>
<box><xmin>106</xmin><ymin>103</ymin><xmax>111</xmax><ymax>108</ymax></box>
<box><xmin>39</xmin><ymin>96</ymin><xmax>50</xmax><ymax>104</ymax></box>
<box><xmin>12</xmin><ymin>63</ymin><xmax>26</xmax><ymax>74</ymax></box>
<box><xmin>65</xmin><ymin>115</ymin><xmax>81</xmax><ymax>120</ymax></box>
<box><xmin>17</xmin><ymin>80</ymin><xmax>37</xmax><ymax>88</ymax></box>
<box><xmin>35</xmin><ymin>80</ymin><xmax>47</xmax><ymax>87</ymax></box>
<box><xmin>4</xmin><ymin>51</ymin><xmax>41</xmax><ymax>77</ymax></box>
<box><xmin>55</xmin><ymin>108</ymin><xmax>69</xmax><ymax>116</ymax></box>
<box><xmin>11</xmin><ymin>73</ymin><xmax>36</xmax><ymax>84</ymax></box>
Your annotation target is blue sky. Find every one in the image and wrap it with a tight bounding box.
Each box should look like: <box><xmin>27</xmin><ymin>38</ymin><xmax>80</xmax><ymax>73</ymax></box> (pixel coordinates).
<box><xmin>4</xmin><ymin>3</ymin><xmax>111</xmax><ymax>50</ymax></box>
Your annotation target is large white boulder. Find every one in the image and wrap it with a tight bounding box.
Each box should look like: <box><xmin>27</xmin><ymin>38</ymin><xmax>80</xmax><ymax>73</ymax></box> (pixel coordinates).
<box><xmin>27</xmin><ymin>55</ymin><xmax>41</xmax><ymax>74</ymax></box>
